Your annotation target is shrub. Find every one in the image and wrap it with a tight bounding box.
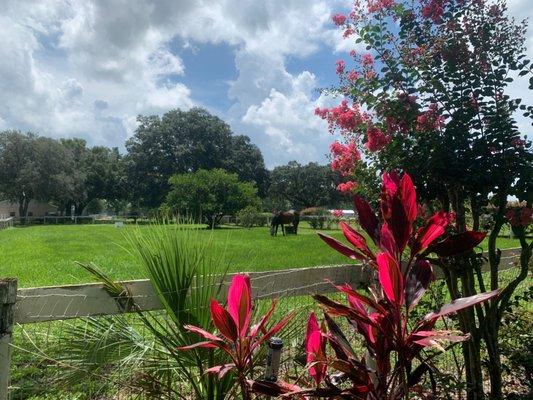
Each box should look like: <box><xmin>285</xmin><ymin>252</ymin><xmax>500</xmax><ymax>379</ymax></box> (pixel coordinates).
<box><xmin>236</xmin><ymin>206</ymin><xmax>267</xmax><ymax>228</ymax></box>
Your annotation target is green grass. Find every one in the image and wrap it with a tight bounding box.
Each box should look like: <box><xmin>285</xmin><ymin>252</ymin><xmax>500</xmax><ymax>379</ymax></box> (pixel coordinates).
<box><xmin>0</xmin><ymin>223</ymin><xmax>522</xmax><ymax>288</ymax></box>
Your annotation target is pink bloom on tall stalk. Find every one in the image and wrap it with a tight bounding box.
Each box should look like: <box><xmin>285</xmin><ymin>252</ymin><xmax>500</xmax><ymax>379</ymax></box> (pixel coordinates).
<box><xmin>347</xmin><ymin>70</ymin><xmax>359</xmax><ymax>82</ymax></box>
<box><xmin>337</xmin><ymin>180</ymin><xmax>358</xmax><ymax>193</ymax></box>
<box><xmin>416</xmin><ymin>103</ymin><xmax>444</xmax><ymax>132</ymax></box>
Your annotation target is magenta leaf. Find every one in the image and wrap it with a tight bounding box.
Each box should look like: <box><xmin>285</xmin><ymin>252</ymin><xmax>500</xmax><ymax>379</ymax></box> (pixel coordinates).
<box><xmin>429</xmin><ymin>231</ymin><xmax>487</xmax><ymax>257</ymax></box>
<box><xmin>210</xmin><ymin>299</ymin><xmax>238</xmax><ymax>342</ymax></box>
<box><xmin>377</xmin><ymin>252</ymin><xmax>404</xmax><ymax>306</ymax></box>
<box><xmin>353</xmin><ymin>195</ymin><xmax>380</xmax><ymax>244</ymax></box>
<box><xmin>227</xmin><ymin>274</ymin><xmax>252</xmax><ymax>337</ymax></box>
<box><xmin>317</xmin><ymin>232</ymin><xmax>366</xmax><ymax>260</ymax></box>
<box><xmin>424</xmin><ymin>290</ymin><xmax>499</xmax><ymax>321</ymax></box>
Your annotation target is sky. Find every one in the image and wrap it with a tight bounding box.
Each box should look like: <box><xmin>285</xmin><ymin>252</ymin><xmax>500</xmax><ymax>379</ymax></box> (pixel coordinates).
<box><xmin>1</xmin><ymin>0</ymin><xmax>532</xmax><ymax>168</ymax></box>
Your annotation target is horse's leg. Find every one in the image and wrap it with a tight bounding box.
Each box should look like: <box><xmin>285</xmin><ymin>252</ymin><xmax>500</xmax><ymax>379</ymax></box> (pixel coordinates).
<box><xmin>282</xmin><ymin>224</ymin><xmax>285</xmax><ymax>236</ymax></box>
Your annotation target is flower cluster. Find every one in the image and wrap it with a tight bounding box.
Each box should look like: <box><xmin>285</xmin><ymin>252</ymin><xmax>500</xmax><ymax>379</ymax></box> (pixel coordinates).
<box><xmin>337</xmin><ymin>180</ymin><xmax>358</xmax><ymax>193</ymax></box>
<box><xmin>315</xmin><ymin>100</ymin><xmax>368</xmax><ymax>134</ymax></box>
<box><xmin>506</xmin><ymin>206</ymin><xmax>532</xmax><ymax>227</ymax></box>
<box><xmin>367</xmin><ymin>0</ymin><xmax>396</xmax><ymax>13</ymax></box>
<box><xmin>420</xmin><ymin>0</ymin><xmax>447</xmax><ymax>23</ymax></box>
<box><xmin>365</xmin><ymin>125</ymin><xmax>391</xmax><ymax>151</ymax></box>
<box><xmin>332</xmin><ymin>13</ymin><xmax>346</xmax><ymax>26</ymax></box>
<box><xmin>416</xmin><ymin>103</ymin><xmax>444</xmax><ymax>132</ymax></box>
<box><xmin>330</xmin><ymin>142</ymin><xmax>361</xmax><ymax>176</ymax></box>
<box><xmin>335</xmin><ymin>59</ymin><xmax>345</xmax><ymax>75</ymax></box>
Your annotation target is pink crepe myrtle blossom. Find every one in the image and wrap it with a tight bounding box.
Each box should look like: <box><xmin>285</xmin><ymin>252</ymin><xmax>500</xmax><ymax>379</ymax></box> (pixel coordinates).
<box><xmin>361</xmin><ymin>53</ymin><xmax>374</xmax><ymax>67</ymax></box>
<box><xmin>335</xmin><ymin>59</ymin><xmax>345</xmax><ymax>75</ymax></box>
<box><xmin>511</xmin><ymin>137</ymin><xmax>526</xmax><ymax>148</ymax></box>
<box><xmin>337</xmin><ymin>180</ymin><xmax>358</xmax><ymax>193</ymax></box>
<box><xmin>367</xmin><ymin>0</ymin><xmax>396</xmax><ymax>13</ymax></box>
<box><xmin>343</xmin><ymin>28</ymin><xmax>355</xmax><ymax>38</ymax></box>
<box><xmin>416</xmin><ymin>103</ymin><xmax>444</xmax><ymax>132</ymax></box>
<box><xmin>421</xmin><ymin>0</ymin><xmax>447</xmax><ymax>23</ymax></box>
<box><xmin>330</xmin><ymin>141</ymin><xmax>361</xmax><ymax>176</ymax></box>
<box><xmin>365</xmin><ymin>125</ymin><xmax>391</xmax><ymax>152</ymax></box>
<box><xmin>315</xmin><ymin>100</ymin><xmax>368</xmax><ymax>134</ymax></box>
<box><xmin>347</xmin><ymin>70</ymin><xmax>359</xmax><ymax>82</ymax></box>
<box><xmin>349</xmin><ymin>49</ymin><xmax>357</xmax><ymax>57</ymax></box>
<box><xmin>332</xmin><ymin>13</ymin><xmax>346</xmax><ymax>26</ymax></box>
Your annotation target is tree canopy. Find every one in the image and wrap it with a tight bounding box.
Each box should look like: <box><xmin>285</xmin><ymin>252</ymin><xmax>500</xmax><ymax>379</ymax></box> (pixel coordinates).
<box><xmin>166</xmin><ymin>169</ymin><xmax>259</xmax><ymax>227</ymax></box>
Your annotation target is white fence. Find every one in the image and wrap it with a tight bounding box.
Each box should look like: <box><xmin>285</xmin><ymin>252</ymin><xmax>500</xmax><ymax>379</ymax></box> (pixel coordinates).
<box><xmin>0</xmin><ymin>248</ymin><xmax>523</xmax><ymax>399</ymax></box>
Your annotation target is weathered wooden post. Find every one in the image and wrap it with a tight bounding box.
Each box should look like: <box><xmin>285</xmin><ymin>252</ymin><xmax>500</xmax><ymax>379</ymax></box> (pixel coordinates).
<box><xmin>0</xmin><ymin>278</ymin><xmax>17</xmax><ymax>400</ymax></box>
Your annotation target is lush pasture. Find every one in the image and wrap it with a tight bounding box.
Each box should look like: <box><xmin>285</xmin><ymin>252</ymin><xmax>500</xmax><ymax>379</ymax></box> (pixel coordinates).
<box><xmin>0</xmin><ymin>223</ymin><xmax>521</xmax><ymax>288</ymax></box>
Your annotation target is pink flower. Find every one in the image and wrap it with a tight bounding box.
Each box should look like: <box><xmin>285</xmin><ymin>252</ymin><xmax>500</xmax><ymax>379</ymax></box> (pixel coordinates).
<box><xmin>330</xmin><ymin>141</ymin><xmax>361</xmax><ymax>176</ymax></box>
<box><xmin>343</xmin><ymin>28</ymin><xmax>355</xmax><ymax>38</ymax></box>
<box><xmin>349</xmin><ymin>49</ymin><xmax>357</xmax><ymax>57</ymax></box>
<box><xmin>336</xmin><ymin>60</ymin><xmax>346</xmax><ymax>75</ymax></box>
<box><xmin>347</xmin><ymin>70</ymin><xmax>359</xmax><ymax>82</ymax></box>
<box><xmin>421</xmin><ymin>0</ymin><xmax>446</xmax><ymax>23</ymax></box>
<box><xmin>332</xmin><ymin>13</ymin><xmax>346</xmax><ymax>26</ymax></box>
<box><xmin>506</xmin><ymin>207</ymin><xmax>532</xmax><ymax>227</ymax></box>
<box><xmin>367</xmin><ymin>0</ymin><xmax>396</xmax><ymax>13</ymax></box>
<box><xmin>337</xmin><ymin>181</ymin><xmax>358</xmax><ymax>193</ymax></box>
<box><xmin>365</xmin><ymin>126</ymin><xmax>390</xmax><ymax>152</ymax></box>
<box><xmin>362</xmin><ymin>53</ymin><xmax>374</xmax><ymax>67</ymax></box>
<box><xmin>511</xmin><ymin>137</ymin><xmax>526</xmax><ymax>148</ymax></box>
<box><xmin>315</xmin><ymin>100</ymin><xmax>368</xmax><ymax>134</ymax></box>
<box><xmin>416</xmin><ymin>104</ymin><xmax>444</xmax><ymax>132</ymax></box>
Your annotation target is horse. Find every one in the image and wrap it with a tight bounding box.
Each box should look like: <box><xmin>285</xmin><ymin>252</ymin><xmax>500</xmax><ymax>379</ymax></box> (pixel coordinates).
<box><xmin>270</xmin><ymin>210</ymin><xmax>300</xmax><ymax>236</ymax></box>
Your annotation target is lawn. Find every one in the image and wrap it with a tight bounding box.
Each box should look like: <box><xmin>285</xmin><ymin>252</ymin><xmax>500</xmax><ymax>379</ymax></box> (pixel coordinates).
<box><xmin>0</xmin><ymin>223</ymin><xmax>522</xmax><ymax>288</ymax></box>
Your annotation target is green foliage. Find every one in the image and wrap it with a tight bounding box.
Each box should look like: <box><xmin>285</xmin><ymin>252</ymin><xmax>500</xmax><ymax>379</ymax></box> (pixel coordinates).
<box><xmin>268</xmin><ymin>161</ymin><xmax>342</xmax><ymax>209</ymax></box>
<box><xmin>124</xmin><ymin>108</ymin><xmax>268</xmax><ymax>208</ymax></box>
<box><xmin>167</xmin><ymin>169</ymin><xmax>259</xmax><ymax>228</ymax></box>
<box><xmin>236</xmin><ymin>206</ymin><xmax>268</xmax><ymax>228</ymax></box>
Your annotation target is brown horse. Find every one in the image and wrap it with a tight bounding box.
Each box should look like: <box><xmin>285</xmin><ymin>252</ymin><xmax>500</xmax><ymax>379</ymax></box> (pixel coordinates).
<box><xmin>270</xmin><ymin>210</ymin><xmax>300</xmax><ymax>236</ymax></box>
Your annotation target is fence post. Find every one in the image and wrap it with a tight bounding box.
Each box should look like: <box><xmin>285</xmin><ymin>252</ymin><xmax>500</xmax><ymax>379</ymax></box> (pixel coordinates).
<box><xmin>0</xmin><ymin>278</ymin><xmax>17</xmax><ymax>400</ymax></box>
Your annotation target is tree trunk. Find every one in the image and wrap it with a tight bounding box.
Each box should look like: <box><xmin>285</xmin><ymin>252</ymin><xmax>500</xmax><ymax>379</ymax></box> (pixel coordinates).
<box><xmin>18</xmin><ymin>197</ymin><xmax>30</xmax><ymax>224</ymax></box>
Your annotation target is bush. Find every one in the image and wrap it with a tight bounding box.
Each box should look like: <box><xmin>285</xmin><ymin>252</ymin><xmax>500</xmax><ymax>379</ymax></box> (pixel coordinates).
<box><xmin>236</xmin><ymin>206</ymin><xmax>268</xmax><ymax>228</ymax></box>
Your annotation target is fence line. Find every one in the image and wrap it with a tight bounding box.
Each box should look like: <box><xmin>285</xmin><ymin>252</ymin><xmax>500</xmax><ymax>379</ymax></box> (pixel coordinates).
<box><xmin>0</xmin><ymin>247</ymin><xmax>523</xmax><ymax>400</ymax></box>
<box><xmin>12</xmin><ymin>247</ymin><xmax>521</xmax><ymax>325</ymax></box>
<box><xmin>0</xmin><ymin>218</ymin><xmax>13</xmax><ymax>230</ymax></box>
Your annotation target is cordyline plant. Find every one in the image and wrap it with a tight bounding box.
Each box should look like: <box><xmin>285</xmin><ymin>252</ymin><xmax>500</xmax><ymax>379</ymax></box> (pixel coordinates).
<box><xmin>183</xmin><ymin>172</ymin><xmax>499</xmax><ymax>399</ymax></box>
<box><xmin>179</xmin><ymin>274</ymin><xmax>296</xmax><ymax>400</ymax></box>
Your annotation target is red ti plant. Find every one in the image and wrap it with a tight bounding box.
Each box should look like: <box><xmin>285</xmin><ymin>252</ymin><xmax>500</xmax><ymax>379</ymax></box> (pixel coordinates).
<box><xmin>296</xmin><ymin>171</ymin><xmax>499</xmax><ymax>399</ymax></box>
<box><xmin>179</xmin><ymin>274</ymin><xmax>295</xmax><ymax>399</ymax></box>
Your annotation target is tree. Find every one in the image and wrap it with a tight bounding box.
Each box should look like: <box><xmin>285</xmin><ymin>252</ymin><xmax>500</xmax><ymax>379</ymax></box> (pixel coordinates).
<box><xmin>224</xmin><ymin>135</ymin><xmax>269</xmax><ymax>197</ymax></box>
<box><xmin>125</xmin><ymin>108</ymin><xmax>268</xmax><ymax>208</ymax></box>
<box><xmin>60</xmin><ymin>139</ymin><xmax>125</xmax><ymax>215</ymax></box>
<box><xmin>0</xmin><ymin>131</ymin><xmax>74</xmax><ymax>222</ymax></box>
<box><xmin>268</xmin><ymin>161</ymin><xmax>343</xmax><ymax>209</ymax></box>
<box><xmin>320</xmin><ymin>1</ymin><xmax>532</xmax><ymax>398</ymax></box>
<box><xmin>166</xmin><ymin>169</ymin><xmax>259</xmax><ymax>228</ymax></box>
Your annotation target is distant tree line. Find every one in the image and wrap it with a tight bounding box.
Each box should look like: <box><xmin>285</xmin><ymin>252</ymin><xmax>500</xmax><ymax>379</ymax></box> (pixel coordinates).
<box><xmin>0</xmin><ymin>107</ymin><xmax>348</xmax><ymax>224</ymax></box>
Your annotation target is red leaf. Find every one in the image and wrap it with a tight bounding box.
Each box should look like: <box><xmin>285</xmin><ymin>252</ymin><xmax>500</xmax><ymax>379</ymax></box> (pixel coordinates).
<box><xmin>183</xmin><ymin>324</ymin><xmax>223</xmax><ymax>342</ymax></box>
<box><xmin>381</xmin><ymin>171</ymin><xmax>400</xmax><ymax>220</ymax></box>
<box><xmin>254</xmin><ymin>311</ymin><xmax>296</xmax><ymax>349</ymax></box>
<box><xmin>334</xmin><ymin>283</ymin><xmax>386</xmax><ymax>313</ymax></box>
<box><xmin>424</xmin><ymin>290</ymin><xmax>499</xmax><ymax>321</ymax></box>
<box><xmin>205</xmin><ymin>363</ymin><xmax>235</xmax><ymax>378</ymax></box>
<box><xmin>379</xmin><ymin>222</ymin><xmax>397</xmax><ymax>256</ymax></box>
<box><xmin>178</xmin><ymin>341</ymin><xmax>220</xmax><ymax>350</ymax></box>
<box><xmin>400</xmin><ymin>174</ymin><xmax>417</xmax><ymax>224</ymax></box>
<box><xmin>210</xmin><ymin>299</ymin><xmax>238</xmax><ymax>342</ymax></box>
<box><xmin>227</xmin><ymin>274</ymin><xmax>252</xmax><ymax>337</ymax></box>
<box><xmin>405</xmin><ymin>259</ymin><xmax>434</xmax><ymax>310</ymax></box>
<box><xmin>306</xmin><ymin>313</ymin><xmax>326</xmax><ymax>385</ymax></box>
<box><xmin>317</xmin><ymin>232</ymin><xmax>365</xmax><ymax>260</ymax></box>
<box><xmin>377</xmin><ymin>252</ymin><xmax>404</xmax><ymax>306</ymax></box>
<box><xmin>429</xmin><ymin>231</ymin><xmax>487</xmax><ymax>257</ymax></box>
<box><xmin>247</xmin><ymin>379</ymin><xmax>302</xmax><ymax>396</ymax></box>
<box><xmin>411</xmin><ymin>211</ymin><xmax>450</xmax><ymax>255</ymax></box>
<box><xmin>353</xmin><ymin>195</ymin><xmax>380</xmax><ymax>244</ymax></box>
<box><xmin>388</xmin><ymin>195</ymin><xmax>411</xmax><ymax>252</ymax></box>
<box><xmin>339</xmin><ymin>221</ymin><xmax>374</xmax><ymax>259</ymax></box>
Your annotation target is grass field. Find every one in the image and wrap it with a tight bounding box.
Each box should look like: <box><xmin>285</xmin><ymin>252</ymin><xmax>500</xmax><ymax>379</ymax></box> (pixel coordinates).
<box><xmin>0</xmin><ymin>223</ymin><xmax>522</xmax><ymax>288</ymax></box>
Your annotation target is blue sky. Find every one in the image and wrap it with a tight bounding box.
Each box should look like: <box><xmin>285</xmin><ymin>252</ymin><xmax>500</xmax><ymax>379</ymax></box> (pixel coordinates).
<box><xmin>0</xmin><ymin>0</ymin><xmax>531</xmax><ymax>167</ymax></box>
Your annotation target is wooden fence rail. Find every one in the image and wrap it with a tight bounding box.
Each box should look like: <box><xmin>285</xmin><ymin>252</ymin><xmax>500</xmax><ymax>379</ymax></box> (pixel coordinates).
<box><xmin>0</xmin><ymin>247</ymin><xmax>523</xmax><ymax>399</ymax></box>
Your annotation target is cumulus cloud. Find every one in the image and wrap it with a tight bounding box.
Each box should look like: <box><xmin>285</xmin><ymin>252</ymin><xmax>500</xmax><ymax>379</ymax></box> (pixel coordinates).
<box><xmin>0</xmin><ymin>0</ymin><xmax>353</xmax><ymax>163</ymax></box>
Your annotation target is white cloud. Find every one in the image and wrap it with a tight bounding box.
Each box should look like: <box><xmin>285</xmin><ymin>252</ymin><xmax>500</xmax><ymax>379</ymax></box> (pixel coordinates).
<box><xmin>0</xmin><ymin>0</ymin><xmax>350</xmax><ymax>163</ymax></box>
